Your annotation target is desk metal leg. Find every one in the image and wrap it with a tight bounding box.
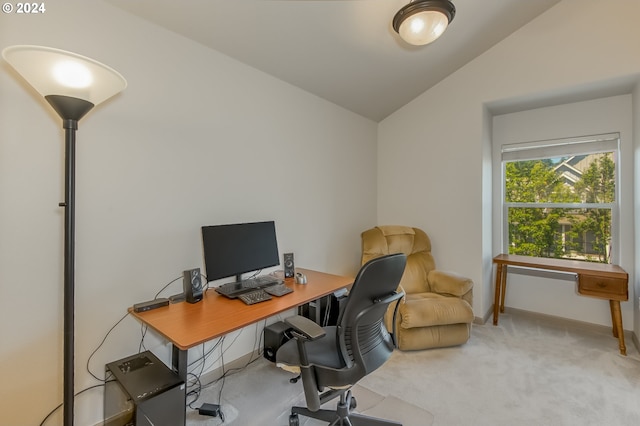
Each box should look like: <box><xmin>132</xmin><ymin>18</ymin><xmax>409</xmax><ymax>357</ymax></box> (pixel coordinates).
<box><xmin>172</xmin><ymin>345</ymin><xmax>188</xmax><ymax>425</ymax></box>
<box><xmin>315</xmin><ymin>297</ymin><xmax>322</xmax><ymax>324</ymax></box>
<box><xmin>321</xmin><ymin>295</ymin><xmax>333</xmax><ymax>324</ymax></box>
<box><xmin>299</xmin><ymin>295</ymin><xmax>331</xmax><ymax>325</ymax></box>
<box><xmin>493</xmin><ymin>263</ymin><xmax>503</xmax><ymax>325</ymax></box>
<box><xmin>172</xmin><ymin>345</ymin><xmax>188</xmax><ymax>382</ymax></box>
<box><xmin>609</xmin><ymin>300</ymin><xmax>626</xmax><ymax>356</ymax></box>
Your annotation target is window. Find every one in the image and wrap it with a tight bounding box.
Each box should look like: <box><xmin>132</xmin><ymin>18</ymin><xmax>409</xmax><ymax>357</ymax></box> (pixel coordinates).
<box><xmin>501</xmin><ymin>134</ymin><xmax>619</xmax><ymax>264</ymax></box>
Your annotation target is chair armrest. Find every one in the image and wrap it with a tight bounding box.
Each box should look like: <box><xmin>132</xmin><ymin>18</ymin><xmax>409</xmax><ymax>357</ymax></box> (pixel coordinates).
<box><xmin>285</xmin><ymin>315</ymin><xmax>326</xmax><ymax>341</ymax></box>
<box><xmin>283</xmin><ymin>315</ymin><xmax>325</xmax><ymax>412</ymax></box>
<box><xmin>428</xmin><ymin>270</ymin><xmax>473</xmax><ymax>297</ymax></box>
<box><xmin>389</xmin><ymin>291</ymin><xmax>404</xmax><ymax>348</ymax></box>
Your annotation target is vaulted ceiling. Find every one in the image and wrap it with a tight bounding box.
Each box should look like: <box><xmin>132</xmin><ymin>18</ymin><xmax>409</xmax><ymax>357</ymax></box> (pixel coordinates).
<box><xmin>107</xmin><ymin>0</ymin><xmax>560</xmax><ymax>122</ymax></box>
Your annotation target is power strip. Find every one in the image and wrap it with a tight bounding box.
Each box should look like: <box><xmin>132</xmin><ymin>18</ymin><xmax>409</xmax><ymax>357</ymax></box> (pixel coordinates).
<box><xmin>133</xmin><ymin>298</ymin><xmax>169</xmax><ymax>313</ymax></box>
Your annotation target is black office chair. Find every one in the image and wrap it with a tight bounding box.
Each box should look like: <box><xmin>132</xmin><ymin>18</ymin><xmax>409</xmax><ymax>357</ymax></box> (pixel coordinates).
<box><xmin>276</xmin><ymin>253</ymin><xmax>407</xmax><ymax>426</ymax></box>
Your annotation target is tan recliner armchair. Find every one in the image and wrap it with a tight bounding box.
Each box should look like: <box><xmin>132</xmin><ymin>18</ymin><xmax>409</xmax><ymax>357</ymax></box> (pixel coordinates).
<box><xmin>361</xmin><ymin>226</ymin><xmax>474</xmax><ymax>351</ymax></box>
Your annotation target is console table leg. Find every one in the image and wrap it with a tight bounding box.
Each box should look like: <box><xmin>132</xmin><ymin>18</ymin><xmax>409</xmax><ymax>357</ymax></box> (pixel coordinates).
<box><xmin>609</xmin><ymin>300</ymin><xmax>626</xmax><ymax>356</ymax></box>
<box><xmin>609</xmin><ymin>301</ymin><xmax>618</xmax><ymax>338</ymax></box>
<box><xmin>499</xmin><ymin>266</ymin><xmax>507</xmax><ymax>313</ymax></box>
<box><xmin>493</xmin><ymin>264</ymin><xmax>503</xmax><ymax>325</ymax></box>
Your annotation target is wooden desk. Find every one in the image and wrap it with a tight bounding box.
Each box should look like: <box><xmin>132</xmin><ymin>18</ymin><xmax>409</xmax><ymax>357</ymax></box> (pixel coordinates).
<box><xmin>129</xmin><ymin>268</ymin><xmax>353</xmax><ymax>381</ymax></box>
<box><xmin>492</xmin><ymin>254</ymin><xmax>629</xmax><ymax>355</ymax></box>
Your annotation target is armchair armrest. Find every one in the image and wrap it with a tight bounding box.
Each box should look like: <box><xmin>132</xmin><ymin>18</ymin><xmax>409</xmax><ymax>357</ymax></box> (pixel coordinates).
<box><xmin>428</xmin><ymin>270</ymin><xmax>473</xmax><ymax>297</ymax></box>
<box><xmin>285</xmin><ymin>315</ymin><xmax>326</xmax><ymax>341</ymax></box>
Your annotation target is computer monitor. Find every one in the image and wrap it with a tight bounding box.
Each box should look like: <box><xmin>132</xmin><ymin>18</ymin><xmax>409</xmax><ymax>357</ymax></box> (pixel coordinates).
<box><xmin>201</xmin><ymin>221</ymin><xmax>280</xmax><ymax>282</ymax></box>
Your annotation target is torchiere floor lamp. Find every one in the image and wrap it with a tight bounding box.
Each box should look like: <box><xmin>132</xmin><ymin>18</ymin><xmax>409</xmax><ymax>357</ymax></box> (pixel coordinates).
<box><xmin>2</xmin><ymin>45</ymin><xmax>126</xmax><ymax>426</ymax></box>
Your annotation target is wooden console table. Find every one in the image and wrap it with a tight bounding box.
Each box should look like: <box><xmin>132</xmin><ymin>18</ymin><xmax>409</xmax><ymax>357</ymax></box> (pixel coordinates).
<box><xmin>492</xmin><ymin>254</ymin><xmax>629</xmax><ymax>355</ymax></box>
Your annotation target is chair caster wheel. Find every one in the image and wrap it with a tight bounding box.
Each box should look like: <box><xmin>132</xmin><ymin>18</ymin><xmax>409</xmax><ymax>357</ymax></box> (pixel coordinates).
<box><xmin>350</xmin><ymin>396</ymin><xmax>357</xmax><ymax>410</ymax></box>
<box><xmin>289</xmin><ymin>413</ymin><xmax>299</xmax><ymax>426</ymax></box>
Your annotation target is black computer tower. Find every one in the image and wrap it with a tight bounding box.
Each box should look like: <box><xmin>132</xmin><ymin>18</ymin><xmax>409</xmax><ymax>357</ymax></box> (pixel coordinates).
<box><xmin>104</xmin><ymin>351</ymin><xmax>185</xmax><ymax>426</ymax></box>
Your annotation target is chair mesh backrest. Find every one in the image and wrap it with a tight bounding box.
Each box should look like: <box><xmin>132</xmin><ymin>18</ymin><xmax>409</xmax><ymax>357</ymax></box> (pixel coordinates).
<box><xmin>337</xmin><ymin>253</ymin><xmax>406</xmax><ymax>378</ymax></box>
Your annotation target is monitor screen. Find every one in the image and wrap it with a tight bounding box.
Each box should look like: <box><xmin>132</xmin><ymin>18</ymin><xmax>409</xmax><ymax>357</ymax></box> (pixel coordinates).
<box><xmin>201</xmin><ymin>221</ymin><xmax>280</xmax><ymax>282</ymax></box>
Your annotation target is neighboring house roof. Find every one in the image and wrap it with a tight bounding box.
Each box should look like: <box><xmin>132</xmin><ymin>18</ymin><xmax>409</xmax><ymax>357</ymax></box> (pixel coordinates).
<box><xmin>553</xmin><ymin>154</ymin><xmax>605</xmax><ymax>186</ymax></box>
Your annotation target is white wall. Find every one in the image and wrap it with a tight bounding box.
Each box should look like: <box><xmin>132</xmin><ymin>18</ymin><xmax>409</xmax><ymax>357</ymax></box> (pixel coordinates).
<box><xmin>492</xmin><ymin>95</ymin><xmax>634</xmax><ymax>327</ymax></box>
<box><xmin>0</xmin><ymin>1</ymin><xmax>378</xmax><ymax>425</ymax></box>
<box><xmin>634</xmin><ymin>82</ymin><xmax>640</xmax><ymax>340</ymax></box>
<box><xmin>378</xmin><ymin>0</ymin><xmax>639</xmax><ymax>326</ymax></box>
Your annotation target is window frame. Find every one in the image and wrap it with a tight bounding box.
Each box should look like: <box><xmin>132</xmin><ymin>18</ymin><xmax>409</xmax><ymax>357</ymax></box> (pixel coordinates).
<box><xmin>500</xmin><ymin>133</ymin><xmax>620</xmax><ymax>264</ymax></box>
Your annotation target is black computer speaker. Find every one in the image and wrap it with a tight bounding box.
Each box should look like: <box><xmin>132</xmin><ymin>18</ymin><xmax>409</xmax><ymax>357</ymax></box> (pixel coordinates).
<box><xmin>283</xmin><ymin>253</ymin><xmax>295</xmax><ymax>278</ymax></box>
<box><xmin>263</xmin><ymin>321</ymin><xmax>291</xmax><ymax>362</ymax></box>
<box><xmin>183</xmin><ymin>268</ymin><xmax>203</xmax><ymax>304</ymax></box>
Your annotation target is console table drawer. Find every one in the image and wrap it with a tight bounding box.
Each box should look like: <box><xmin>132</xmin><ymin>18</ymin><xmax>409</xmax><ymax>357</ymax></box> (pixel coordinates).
<box><xmin>578</xmin><ymin>275</ymin><xmax>628</xmax><ymax>300</ymax></box>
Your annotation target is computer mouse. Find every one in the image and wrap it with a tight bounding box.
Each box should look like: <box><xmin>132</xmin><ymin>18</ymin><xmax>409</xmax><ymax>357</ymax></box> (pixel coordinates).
<box><xmin>295</xmin><ymin>272</ymin><xmax>307</xmax><ymax>284</ymax></box>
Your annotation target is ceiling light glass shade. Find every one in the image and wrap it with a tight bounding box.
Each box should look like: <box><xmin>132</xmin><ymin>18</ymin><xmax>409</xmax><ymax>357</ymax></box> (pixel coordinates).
<box><xmin>393</xmin><ymin>0</ymin><xmax>456</xmax><ymax>46</ymax></box>
<box><xmin>2</xmin><ymin>45</ymin><xmax>127</xmax><ymax>106</ymax></box>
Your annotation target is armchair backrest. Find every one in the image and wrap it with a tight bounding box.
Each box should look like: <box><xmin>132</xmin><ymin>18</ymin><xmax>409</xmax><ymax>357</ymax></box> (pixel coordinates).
<box><xmin>361</xmin><ymin>226</ymin><xmax>435</xmax><ymax>294</ymax></box>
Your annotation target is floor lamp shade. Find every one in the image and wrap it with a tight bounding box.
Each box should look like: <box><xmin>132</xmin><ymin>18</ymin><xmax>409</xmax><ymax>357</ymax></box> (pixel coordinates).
<box><xmin>2</xmin><ymin>45</ymin><xmax>127</xmax><ymax>110</ymax></box>
<box><xmin>2</xmin><ymin>45</ymin><xmax>125</xmax><ymax>426</ymax></box>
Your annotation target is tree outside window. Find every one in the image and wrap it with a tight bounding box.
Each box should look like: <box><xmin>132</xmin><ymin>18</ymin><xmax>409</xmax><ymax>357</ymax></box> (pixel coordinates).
<box><xmin>505</xmin><ymin>152</ymin><xmax>615</xmax><ymax>263</ymax></box>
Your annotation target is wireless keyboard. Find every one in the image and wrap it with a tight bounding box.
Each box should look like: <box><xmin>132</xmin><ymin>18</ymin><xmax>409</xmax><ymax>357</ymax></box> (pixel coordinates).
<box><xmin>239</xmin><ymin>289</ymin><xmax>272</xmax><ymax>305</ymax></box>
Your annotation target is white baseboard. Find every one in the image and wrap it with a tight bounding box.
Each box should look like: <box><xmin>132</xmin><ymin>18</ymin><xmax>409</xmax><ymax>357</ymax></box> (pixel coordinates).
<box><xmin>632</xmin><ymin>331</ymin><xmax>640</xmax><ymax>354</ymax></box>
<box><xmin>197</xmin><ymin>349</ymin><xmax>263</xmax><ymax>383</ymax></box>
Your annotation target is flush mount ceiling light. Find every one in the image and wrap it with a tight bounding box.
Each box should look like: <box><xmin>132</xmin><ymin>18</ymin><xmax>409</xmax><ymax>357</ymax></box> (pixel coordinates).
<box><xmin>393</xmin><ymin>0</ymin><xmax>456</xmax><ymax>46</ymax></box>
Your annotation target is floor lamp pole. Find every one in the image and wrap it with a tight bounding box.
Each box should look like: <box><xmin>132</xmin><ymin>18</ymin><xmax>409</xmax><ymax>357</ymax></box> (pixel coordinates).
<box><xmin>2</xmin><ymin>45</ymin><xmax>127</xmax><ymax>426</ymax></box>
<box><xmin>62</xmin><ymin>118</ymin><xmax>77</xmax><ymax>426</ymax></box>
<box><xmin>46</xmin><ymin>96</ymin><xmax>95</xmax><ymax>426</ymax></box>
<box><xmin>47</xmin><ymin>96</ymin><xmax>92</xmax><ymax>426</ymax></box>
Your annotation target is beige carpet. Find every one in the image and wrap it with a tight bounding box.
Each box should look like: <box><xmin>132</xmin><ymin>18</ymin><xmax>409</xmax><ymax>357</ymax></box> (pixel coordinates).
<box><xmin>187</xmin><ymin>310</ymin><xmax>640</xmax><ymax>426</ymax></box>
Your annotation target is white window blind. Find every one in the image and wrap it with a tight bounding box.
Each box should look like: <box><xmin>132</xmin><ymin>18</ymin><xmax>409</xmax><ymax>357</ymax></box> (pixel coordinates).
<box><xmin>501</xmin><ymin>133</ymin><xmax>619</xmax><ymax>162</ymax></box>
